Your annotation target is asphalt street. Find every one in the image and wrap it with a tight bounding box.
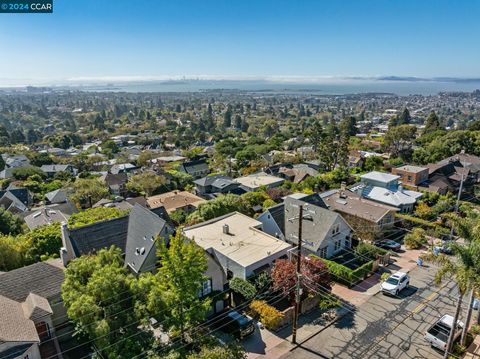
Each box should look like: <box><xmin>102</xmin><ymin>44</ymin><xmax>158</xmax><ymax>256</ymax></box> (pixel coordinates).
<box><xmin>281</xmin><ymin>264</ymin><xmax>464</xmax><ymax>359</ymax></box>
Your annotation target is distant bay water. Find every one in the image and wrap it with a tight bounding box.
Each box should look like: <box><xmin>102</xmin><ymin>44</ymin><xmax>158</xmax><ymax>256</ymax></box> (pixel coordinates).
<box><xmin>75</xmin><ymin>79</ymin><xmax>480</xmax><ymax>96</ymax></box>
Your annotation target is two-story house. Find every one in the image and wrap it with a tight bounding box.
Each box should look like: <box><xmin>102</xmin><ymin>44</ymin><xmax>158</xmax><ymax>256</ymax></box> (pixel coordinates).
<box><xmin>391</xmin><ymin>165</ymin><xmax>429</xmax><ymax>188</ymax></box>
<box><xmin>352</xmin><ymin>171</ymin><xmax>422</xmax><ymax>213</ymax></box>
<box><xmin>320</xmin><ymin>187</ymin><xmax>399</xmax><ymax>242</ymax></box>
<box><xmin>283</xmin><ymin>193</ymin><xmax>353</xmax><ymax>259</ymax></box>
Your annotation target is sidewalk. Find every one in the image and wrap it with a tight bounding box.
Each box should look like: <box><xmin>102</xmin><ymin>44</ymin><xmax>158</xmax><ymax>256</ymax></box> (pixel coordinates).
<box><xmin>466</xmin><ymin>334</ymin><xmax>480</xmax><ymax>358</ymax></box>
<box><xmin>245</xmin><ymin>325</ymin><xmax>293</xmax><ymax>359</ymax></box>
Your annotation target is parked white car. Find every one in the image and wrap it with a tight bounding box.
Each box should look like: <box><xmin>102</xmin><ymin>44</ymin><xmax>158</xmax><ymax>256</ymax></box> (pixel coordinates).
<box><xmin>381</xmin><ymin>272</ymin><xmax>410</xmax><ymax>296</ymax></box>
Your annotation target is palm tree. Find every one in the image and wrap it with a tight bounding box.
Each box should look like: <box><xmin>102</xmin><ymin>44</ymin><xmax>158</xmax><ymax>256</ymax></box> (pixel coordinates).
<box><xmin>422</xmin><ymin>213</ymin><xmax>480</xmax><ymax>358</ymax></box>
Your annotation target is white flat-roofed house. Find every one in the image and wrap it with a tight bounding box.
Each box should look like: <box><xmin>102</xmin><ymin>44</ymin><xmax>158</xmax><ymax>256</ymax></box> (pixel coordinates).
<box><xmin>235</xmin><ymin>172</ymin><xmax>285</xmax><ymax>192</ymax></box>
<box><xmin>183</xmin><ymin>212</ymin><xmax>292</xmax><ymax>280</ymax></box>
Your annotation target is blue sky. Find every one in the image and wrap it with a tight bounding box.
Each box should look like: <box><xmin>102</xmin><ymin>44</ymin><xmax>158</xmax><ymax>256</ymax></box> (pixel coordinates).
<box><xmin>0</xmin><ymin>0</ymin><xmax>479</xmax><ymax>84</ymax></box>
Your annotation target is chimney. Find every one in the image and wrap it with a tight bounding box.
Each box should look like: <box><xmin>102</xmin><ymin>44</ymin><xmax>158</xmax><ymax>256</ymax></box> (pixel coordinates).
<box><xmin>223</xmin><ymin>224</ymin><xmax>230</xmax><ymax>235</ymax></box>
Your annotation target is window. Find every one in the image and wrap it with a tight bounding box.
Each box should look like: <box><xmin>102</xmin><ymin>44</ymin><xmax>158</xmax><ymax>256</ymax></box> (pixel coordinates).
<box><xmin>331</xmin><ymin>224</ymin><xmax>340</xmax><ymax>236</ymax></box>
<box><xmin>407</xmin><ymin>175</ymin><xmax>412</xmax><ymax>182</ymax></box>
<box><xmin>198</xmin><ymin>278</ymin><xmax>212</xmax><ymax>297</ymax></box>
<box><xmin>334</xmin><ymin>240</ymin><xmax>341</xmax><ymax>251</ymax></box>
<box><xmin>318</xmin><ymin>246</ymin><xmax>328</xmax><ymax>258</ymax></box>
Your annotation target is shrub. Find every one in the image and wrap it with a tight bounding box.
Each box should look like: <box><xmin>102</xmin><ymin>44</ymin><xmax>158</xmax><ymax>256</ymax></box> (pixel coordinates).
<box><xmin>471</xmin><ymin>324</ymin><xmax>480</xmax><ymax>335</ymax></box>
<box><xmin>404</xmin><ymin>228</ymin><xmax>427</xmax><ymax>249</ymax></box>
<box><xmin>12</xmin><ymin>166</ymin><xmax>46</xmax><ymax>180</ymax></box>
<box><xmin>380</xmin><ymin>272</ymin><xmax>390</xmax><ymax>282</ymax></box>
<box><xmin>318</xmin><ymin>296</ymin><xmax>341</xmax><ymax>311</ymax></box>
<box><xmin>250</xmin><ymin>300</ymin><xmax>284</xmax><ymax>330</ymax></box>
<box><xmin>68</xmin><ymin>207</ymin><xmax>129</xmax><ymax>229</ymax></box>
<box><xmin>415</xmin><ymin>202</ymin><xmax>434</xmax><ymax>219</ymax></box>
<box><xmin>395</xmin><ymin>213</ymin><xmax>439</xmax><ymax>228</ymax></box>
<box><xmin>352</xmin><ymin>261</ymin><xmax>373</xmax><ymax>282</ymax></box>
<box><xmin>253</xmin><ymin>272</ymin><xmax>271</xmax><ymax>291</ymax></box>
<box><xmin>229</xmin><ymin>278</ymin><xmax>256</xmax><ymax>301</ymax></box>
<box><xmin>321</xmin><ymin>259</ymin><xmax>353</xmax><ymax>286</ymax></box>
<box><xmin>320</xmin><ymin>256</ymin><xmax>375</xmax><ymax>287</ymax></box>
<box><xmin>354</xmin><ymin>242</ymin><xmax>386</xmax><ymax>263</ymax></box>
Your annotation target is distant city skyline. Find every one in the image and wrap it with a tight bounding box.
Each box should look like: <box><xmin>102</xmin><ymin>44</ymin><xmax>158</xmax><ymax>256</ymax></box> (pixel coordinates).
<box><xmin>1</xmin><ymin>0</ymin><xmax>480</xmax><ymax>85</ymax></box>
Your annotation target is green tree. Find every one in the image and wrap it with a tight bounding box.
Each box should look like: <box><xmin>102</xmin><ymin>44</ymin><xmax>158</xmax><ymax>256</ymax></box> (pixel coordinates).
<box><xmin>421</xmin><ymin>212</ymin><xmax>480</xmax><ymax>354</ymax></box>
<box><xmin>70</xmin><ymin>178</ymin><xmax>110</xmax><ymax>208</ymax></box>
<box><xmin>62</xmin><ymin>246</ymin><xmax>151</xmax><ymax>359</ymax></box>
<box><xmin>423</xmin><ymin>111</ymin><xmax>443</xmax><ymax>134</ymax></box>
<box><xmin>102</xmin><ymin>140</ymin><xmax>119</xmax><ymax>156</ymax></box>
<box><xmin>223</xmin><ymin>105</ymin><xmax>232</xmax><ymax>128</ymax></box>
<box><xmin>167</xmin><ymin>170</ymin><xmax>194</xmax><ymax>191</ymax></box>
<box><xmin>363</xmin><ymin>156</ymin><xmax>384</xmax><ymax>171</ymax></box>
<box><xmin>12</xmin><ymin>166</ymin><xmax>46</xmax><ymax>180</ymax></box>
<box><xmin>398</xmin><ymin>108</ymin><xmax>412</xmax><ymax>125</ymax></box>
<box><xmin>404</xmin><ymin>228</ymin><xmax>427</xmax><ymax>249</ymax></box>
<box><xmin>0</xmin><ymin>234</ymin><xmax>25</xmax><ymax>271</ymax></box>
<box><xmin>383</xmin><ymin>125</ymin><xmax>417</xmax><ymax>159</ymax></box>
<box><xmin>186</xmin><ymin>342</ymin><xmax>247</xmax><ymax>359</ymax></box>
<box><xmin>0</xmin><ymin>208</ymin><xmax>23</xmax><ymax>235</ymax></box>
<box><xmin>187</xmin><ymin>194</ymin><xmax>249</xmax><ymax>224</ymax></box>
<box><xmin>127</xmin><ymin>172</ymin><xmax>166</xmax><ymax>196</ymax></box>
<box><xmin>154</xmin><ymin>232</ymin><xmax>211</xmax><ymax>342</ymax></box>
<box><xmin>22</xmin><ymin>223</ymin><xmax>62</xmax><ymax>263</ymax></box>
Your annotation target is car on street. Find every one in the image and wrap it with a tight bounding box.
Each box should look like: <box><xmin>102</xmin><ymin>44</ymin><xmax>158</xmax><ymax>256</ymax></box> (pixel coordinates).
<box><xmin>217</xmin><ymin>310</ymin><xmax>255</xmax><ymax>339</ymax></box>
<box><xmin>375</xmin><ymin>239</ymin><xmax>401</xmax><ymax>251</ymax></box>
<box><xmin>425</xmin><ymin>314</ymin><xmax>464</xmax><ymax>351</ymax></box>
<box><xmin>381</xmin><ymin>272</ymin><xmax>410</xmax><ymax>296</ymax></box>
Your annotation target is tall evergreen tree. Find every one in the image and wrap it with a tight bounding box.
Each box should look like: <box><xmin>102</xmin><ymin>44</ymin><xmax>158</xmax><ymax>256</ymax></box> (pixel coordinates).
<box><xmin>398</xmin><ymin>108</ymin><xmax>412</xmax><ymax>125</ymax></box>
<box><xmin>423</xmin><ymin>111</ymin><xmax>442</xmax><ymax>134</ymax></box>
<box><xmin>223</xmin><ymin>105</ymin><xmax>232</xmax><ymax>128</ymax></box>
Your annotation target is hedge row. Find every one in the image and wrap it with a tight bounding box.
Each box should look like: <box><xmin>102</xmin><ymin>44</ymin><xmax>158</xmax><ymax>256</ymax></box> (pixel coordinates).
<box><xmin>395</xmin><ymin>213</ymin><xmax>438</xmax><ymax>228</ymax></box>
<box><xmin>318</xmin><ymin>257</ymin><xmax>374</xmax><ymax>287</ymax></box>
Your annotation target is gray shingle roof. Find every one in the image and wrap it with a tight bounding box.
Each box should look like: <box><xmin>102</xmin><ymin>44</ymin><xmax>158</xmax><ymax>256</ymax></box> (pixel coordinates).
<box><xmin>45</xmin><ymin>189</ymin><xmax>68</xmax><ymax>204</ymax></box>
<box><xmin>104</xmin><ymin>172</ymin><xmax>128</xmax><ymax>186</ymax></box>
<box><xmin>68</xmin><ymin>205</ymin><xmax>173</xmax><ymax>259</ymax></box>
<box><xmin>0</xmin><ymin>295</ymin><xmax>39</xmax><ymax>343</ymax></box>
<box><xmin>0</xmin><ymin>260</ymin><xmax>64</xmax><ymax>302</ymax></box>
<box><xmin>40</xmin><ymin>164</ymin><xmax>71</xmax><ymax>173</ymax></box>
<box><xmin>125</xmin><ymin>205</ymin><xmax>169</xmax><ymax>273</ymax></box>
<box><xmin>284</xmin><ymin>195</ymin><xmax>341</xmax><ymax>252</ymax></box>
<box><xmin>22</xmin><ymin>292</ymin><xmax>53</xmax><ymax>321</ymax></box>
<box><xmin>179</xmin><ymin>159</ymin><xmax>209</xmax><ymax>175</ymax></box>
<box><xmin>193</xmin><ymin>174</ymin><xmax>232</xmax><ymax>187</ymax></box>
<box><xmin>266</xmin><ymin>203</ymin><xmax>285</xmax><ymax>236</ymax></box>
<box><xmin>69</xmin><ymin>215</ymin><xmax>130</xmax><ymax>256</ymax></box>
<box><xmin>24</xmin><ymin>207</ymin><xmax>70</xmax><ymax>230</ymax></box>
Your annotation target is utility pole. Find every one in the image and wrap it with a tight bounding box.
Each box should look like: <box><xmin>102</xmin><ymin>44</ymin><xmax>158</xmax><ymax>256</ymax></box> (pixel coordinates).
<box><xmin>292</xmin><ymin>204</ymin><xmax>303</xmax><ymax>344</ymax></box>
<box><xmin>288</xmin><ymin>203</ymin><xmax>315</xmax><ymax>344</ymax></box>
<box><xmin>450</xmin><ymin>173</ymin><xmax>464</xmax><ymax>240</ymax></box>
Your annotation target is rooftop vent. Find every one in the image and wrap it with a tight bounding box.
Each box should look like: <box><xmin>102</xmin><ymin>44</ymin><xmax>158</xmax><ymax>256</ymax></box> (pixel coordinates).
<box><xmin>223</xmin><ymin>224</ymin><xmax>230</xmax><ymax>235</ymax></box>
<box><xmin>140</xmin><ymin>247</ymin><xmax>146</xmax><ymax>255</ymax></box>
